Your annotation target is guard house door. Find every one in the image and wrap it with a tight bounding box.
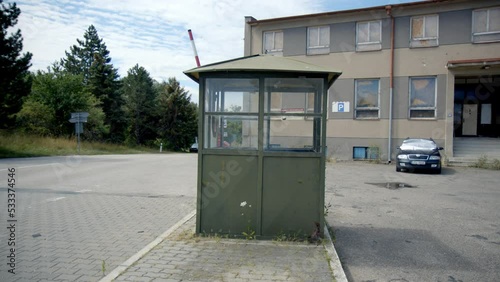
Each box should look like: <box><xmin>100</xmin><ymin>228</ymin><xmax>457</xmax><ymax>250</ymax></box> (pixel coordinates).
<box><xmin>462</xmin><ymin>104</ymin><xmax>478</xmax><ymax>136</ymax></box>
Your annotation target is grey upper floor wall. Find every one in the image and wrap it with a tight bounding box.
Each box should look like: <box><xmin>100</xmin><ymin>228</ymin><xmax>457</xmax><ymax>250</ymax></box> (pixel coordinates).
<box><xmin>247</xmin><ymin>0</ymin><xmax>499</xmax><ymax>56</ymax></box>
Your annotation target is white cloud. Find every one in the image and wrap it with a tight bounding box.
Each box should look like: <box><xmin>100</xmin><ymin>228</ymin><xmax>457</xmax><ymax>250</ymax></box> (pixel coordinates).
<box><xmin>14</xmin><ymin>0</ymin><xmax>415</xmax><ymax>103</ymax></box>
<box><xmin>15</xmin><ymin>0</ymin><xmax>327</xmax><ymax>103</ymax></box>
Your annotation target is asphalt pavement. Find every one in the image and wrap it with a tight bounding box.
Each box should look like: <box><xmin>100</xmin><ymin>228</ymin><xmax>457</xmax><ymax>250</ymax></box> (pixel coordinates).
<box><xmin>325</xmin><ymin>161</ymin><xmax>500</xmax><ymax>281</ymax></box>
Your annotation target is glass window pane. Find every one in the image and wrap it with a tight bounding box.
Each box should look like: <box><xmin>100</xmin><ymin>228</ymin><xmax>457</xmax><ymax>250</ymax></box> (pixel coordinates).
<box><xmin>265</xmin><ymin>78</ymin><xmax>323</xmax><ymax>114</ymax></box>
<box><xmin>356</xmin><ymin>80</ymin><xmax>379</xmax><ymax>108</ymax></box>
<box><xmin>282</xmin><ymin>92</ymin><xmax>305</xmax><ymax>109</ymax></box>
<box><xmin>274</xmin><ymin>31</ymin><xmax>284</xmax><ymax>50</ymax></box>
<box><xmin>308</xmin><ymin>27</ymin><xmax>319</xmax><ymax>47</ymax></box>
<box><xmin>369</xmin><ymin>21</ymin><xmax>381</xmax><ymax>42</ymax></box>
<box><xmin>412</xmin><ymin>17</ymin><xmax>424</xmax><ymax>38</ymax></box>
<box><xmin>306</xmin><ymin>92</ymin><xmax>315</xmax><ymax>113</ymax></box>
<box><xmin>268</xmin><ymin>92</ymin><xmax>281</xmax><ymax>110</ymax></box>
<box><xmin>425</xmin><ymin>15</ymin><xmax>438</xmax><ymax>38</ymax></box>
<box><xmin>204</xmin><ymin>115</ymin><xmax>258</xmax><ymax>149</ymax></box>
<box><xmin>473</xmin><ymin>10</ymin><xmax>487</xmax><ymax>33</ymax></box>
<box><xmin>410</xmin><ymin>110</ymin><xmax>435</xmax><ymax>118</ymax></box>
<box><xmin>358</xmin><ymin>22</ymin><xmax>369</xmax><ymax>43</ymax></box>
<box><xmin>205</xmin><ymin>78</ymin><xmax>259</xmax><ymax>113</ymax></box>
<box><xmin>410</xmin><ymin>77</ymin><xmax>436</xmax><ymax>108</ymax></box>
<box><xmin>264</xmin><ymin>116</ymin><xmax>321</xmax><ymax>151</ymax></box>
<box><xmin>356</xmin><ymin>110</ymin><xmax>378</xmax><ymax>118</ymax></box>
<box><xmin>319</xmin><ymin>26</ymin><xmax>330</xmax><ymax>46</ymax></box>
<box><xmin>264</xmin><ymin>32</ymin><xmax>274</xmax><ymax>51</ymax></box>
<box><xmin>489</xmin><ymin>8</ymin><xmax>500</xmax><ymax>32</ymax></box>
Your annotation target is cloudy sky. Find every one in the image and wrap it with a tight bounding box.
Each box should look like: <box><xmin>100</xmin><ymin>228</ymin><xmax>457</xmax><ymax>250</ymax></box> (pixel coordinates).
<box><xmin>12</xmin><ymin>0</ymin><xmax>418</xmax><ymax>103</ymax></box>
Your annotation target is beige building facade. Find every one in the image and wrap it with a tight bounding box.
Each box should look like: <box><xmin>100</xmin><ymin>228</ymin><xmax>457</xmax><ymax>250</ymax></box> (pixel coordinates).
<box><xmin>244</xmin><ymin>0</ymin><xmax>500</xmax><ymax>162</ymax></box>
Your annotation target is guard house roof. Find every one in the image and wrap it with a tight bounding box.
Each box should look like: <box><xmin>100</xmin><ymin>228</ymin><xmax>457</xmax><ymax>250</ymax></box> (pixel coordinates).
<box><xmin>183</xmin><ymin>54</ymin><xmax>342</xmax><ymax>88</ymax></box>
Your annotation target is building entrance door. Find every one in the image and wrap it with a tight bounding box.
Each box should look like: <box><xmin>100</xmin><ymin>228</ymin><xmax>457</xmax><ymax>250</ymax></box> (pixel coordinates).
<box><xmin>462</xmin><ymin>104</ymin><xmax>478</xmax><ymax>136</ymax></box>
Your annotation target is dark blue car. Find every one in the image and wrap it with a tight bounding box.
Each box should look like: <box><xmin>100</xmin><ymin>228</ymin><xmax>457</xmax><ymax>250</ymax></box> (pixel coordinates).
<box><xmin>396</xmin><ymin>138</ymin><xmax>443</xmax><ymax>174</ymax></box>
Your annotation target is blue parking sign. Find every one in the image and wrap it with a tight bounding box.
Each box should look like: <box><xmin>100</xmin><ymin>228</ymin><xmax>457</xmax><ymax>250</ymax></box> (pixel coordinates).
<box><xmin>338</xmin><ymin>102</ymin><xmax>345</xmax><ymax>112</ymax></box>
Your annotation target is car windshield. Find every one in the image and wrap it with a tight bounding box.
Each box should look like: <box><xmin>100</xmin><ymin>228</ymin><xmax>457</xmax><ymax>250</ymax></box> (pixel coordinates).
<box><xmin>400</xmin><ymin>139</ymin><xmax>436</xmax><ymax>150</ymax></box>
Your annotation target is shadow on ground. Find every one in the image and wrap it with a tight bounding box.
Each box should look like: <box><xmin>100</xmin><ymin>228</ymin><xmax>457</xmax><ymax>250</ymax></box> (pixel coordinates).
<box><xmin>333</xmin><ymin>226</ymin><xmax>478</xmax><ymax>281</ymax></box>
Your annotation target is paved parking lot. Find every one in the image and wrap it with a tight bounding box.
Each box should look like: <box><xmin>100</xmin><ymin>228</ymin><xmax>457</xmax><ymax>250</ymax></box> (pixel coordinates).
<box><xmin>0</xmin><ymin>155</ymin><xmax>196</xmax><ymax>282</ymax></box>
<box><xmin>1</xmin><ymin>155</ymin><xmax>498</xmax><ymax>281</ymax></box>
<box><xmin>325</xmin><ymin>162</ymin><xmax>500</xmax><ymax>282</ymax></box>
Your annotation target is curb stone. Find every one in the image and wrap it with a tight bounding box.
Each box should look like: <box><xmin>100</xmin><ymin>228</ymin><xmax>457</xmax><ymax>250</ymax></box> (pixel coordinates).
<box><xmin>324</xmin><ymin>221</ymin><xmax>348</xmax><ymax>282</ymax></box>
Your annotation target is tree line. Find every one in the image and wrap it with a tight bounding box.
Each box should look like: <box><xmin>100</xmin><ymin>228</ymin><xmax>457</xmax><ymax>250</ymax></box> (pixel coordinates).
<box><xmin>0</xmin><ymin>1</ymin><xmax>198</xmax><ymax>151</ymax></box>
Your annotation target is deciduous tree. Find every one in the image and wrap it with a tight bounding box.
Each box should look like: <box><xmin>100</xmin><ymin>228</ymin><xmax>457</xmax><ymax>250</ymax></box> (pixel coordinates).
<box><xmin>17</xmin><ymin>69</ymin><xmax>106</xmax><ymax>138</ymax></box>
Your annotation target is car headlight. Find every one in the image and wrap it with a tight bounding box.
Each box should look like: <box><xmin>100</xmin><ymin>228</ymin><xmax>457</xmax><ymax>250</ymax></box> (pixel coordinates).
<box><xmin>429</xmin><ymin>155</ymin><xmax>441</xmax><ymax>160</ymax></box>
<box><xmin>397</xmin><ymin>154</ymin><xmax>408</xmax><ymax>160</ymax></box>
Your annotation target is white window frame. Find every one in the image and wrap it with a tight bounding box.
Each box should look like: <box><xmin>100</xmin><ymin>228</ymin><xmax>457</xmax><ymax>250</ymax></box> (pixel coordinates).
<box><xmin>472</xmin><ymin>7</ymin><xmax>500</xmax><ymax>43</ymax></box>
<box><xmin>408</xmin><ymin>76</ymin><xmax>437</xmax><ymax>119</ymax></box>
<box><xmin>410</xmin><ymin>14</ymin><xmax>439</xmax><ymax>48</ymax></box>
<box><xmin>307</xmin><ymin>25</ymin><xmax>330</xmax><ymax>55</ymax></box>
<box><xmin>263</xmin><ymin>30</ymin><xmax>283</xmax><ymax>55</ymax></box>
<box><xmin>356</xmin><ymin>20</ymin><xmax>382</xmax><ymax>52</ymax></box>
<box><xmin>354</xmin><ymin>79</ymin><xmax>380</xmax><ymax>119</ymax></box>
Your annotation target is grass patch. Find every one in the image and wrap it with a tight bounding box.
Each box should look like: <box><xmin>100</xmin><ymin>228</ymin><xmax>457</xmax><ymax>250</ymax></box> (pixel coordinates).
<box><xmin>0</xmin><ymin>131</ymin><xmax>159</xmax><ymax>158</ymax></box>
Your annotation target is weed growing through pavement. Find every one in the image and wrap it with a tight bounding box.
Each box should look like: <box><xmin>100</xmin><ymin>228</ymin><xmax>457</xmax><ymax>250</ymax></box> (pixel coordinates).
<box><xmin>101</xmin><ymin>260</ymin><xmax>106</xmax><ymax>276</ymax></box>
<box><xmin>470</xmin><ymin>155</ymin><xmax>500</xmax><ymax>170</ymax></box>
<box><xmin>272</xmin><ymin>229</ymin><xmax>309</xmax><ymax>243</ymax></box>
<box><xmin>492</xmin><ymin>159</ymin><xmax>500</xmax><ymax>170</ymax></box>
<box><xmin>324</xmin><ymin>201</ymin><xmax>332</xmax><ymax>217</ymax></box>
<box><xmin>240</xmin><ymin>201</ymin><xmax>256</xmax><ymax>240</ymax></box>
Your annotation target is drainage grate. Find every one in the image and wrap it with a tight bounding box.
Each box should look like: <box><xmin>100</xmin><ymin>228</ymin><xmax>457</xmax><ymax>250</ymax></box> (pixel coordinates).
<box><xmin>366</xmin><ymin>182</ymin><xmax>416</xmax><ymax>190</ymax></box>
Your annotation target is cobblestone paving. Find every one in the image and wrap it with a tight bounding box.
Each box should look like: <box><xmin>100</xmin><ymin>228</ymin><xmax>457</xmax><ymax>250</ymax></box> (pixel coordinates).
<box><xmin>114</xmin><ymin>217</ymin><xmax>334</xmax><ymax>282</ymax></box>
<box><xmin>0</xmin><ymin>189</ymin><xmax>195</xmax><ymax>282</ymax></box>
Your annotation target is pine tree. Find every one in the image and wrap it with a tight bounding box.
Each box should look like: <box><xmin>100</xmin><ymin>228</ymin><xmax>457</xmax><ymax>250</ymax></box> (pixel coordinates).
<box><xmin>122</xmin><ymin>65</ymin><xmax>157</xmax><ymax>145</ymax></box>
<box><xmin>0</xmin><ymin>0</ymin><xmax>32</xmax><ymax>129</ymax></box>
<box><xmin>61</xmin><ymin>25</ymin><xmax>124</xmax><ymax>141</ymax></box>
<box><xmin>61</xmin><ymin>25</ymin><xmax>108</xmax><ymax>82</ymax></box>
<box><xmin>88</xmin><ymin>53</ymin><xmax>125</xmax><ymax>141</ymax></box>
<box><xmin>156</xmin><ymin>77</ymin><xmax>198</xmax><ymax>151</ymax></box>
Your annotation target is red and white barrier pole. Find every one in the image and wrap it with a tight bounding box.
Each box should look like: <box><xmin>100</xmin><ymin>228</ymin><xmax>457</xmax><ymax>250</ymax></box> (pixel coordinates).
<box><xmin>188</xmin><ymin>29</ymin><xmax>201</xmax><ymax>67</ymax></box>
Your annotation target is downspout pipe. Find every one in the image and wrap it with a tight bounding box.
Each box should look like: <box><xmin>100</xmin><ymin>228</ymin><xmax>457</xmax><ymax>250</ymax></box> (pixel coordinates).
<box><xmin>386</xmin><ymin>5</ymin><xmax>394</xmax><ymax>164</ymax></box>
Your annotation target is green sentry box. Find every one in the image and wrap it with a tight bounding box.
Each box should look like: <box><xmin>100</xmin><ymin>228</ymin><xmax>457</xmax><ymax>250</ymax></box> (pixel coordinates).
<box><xmin>184</xmin><ymin>54</ymin><xmax>342</xmax><ymax>238</ymax></box>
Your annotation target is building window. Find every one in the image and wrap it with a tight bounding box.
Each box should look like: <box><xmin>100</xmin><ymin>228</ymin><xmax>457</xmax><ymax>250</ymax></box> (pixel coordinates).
<box><xmin>410</xmin><ymin>15</ymin><xmax>439</xmax><ymax>47</ymax></box>
<box><xmin>472</xmin><ymin>7</ymin><xmax>500</xmax><ymax>43</ymax></box>
<box><xmin>307</xmin><ymin>26</ymin><xmax>330</xmax><ymax>55</ymax></box>
<box><xmin>263</xmin><ymin>31</ymin><xmax>283</xmax><ymax>54</ymax></box>
<box><xmin>353</xmin><ymin>147</ymin><xmax>379</xmax><ymax>160</ymax></box>
<box><xmin>409</xmin><ymin>77</ymin><xmax>437</xmax><ymax>119</ymax></box>
<box><xmin>355</xmin><ymin>79</ymin><xmax>380</xmax><ymax>119</ymax></box>
<box><xmin>356</xmin><ymin>20</ymin><xmax>382</xmax><ymax>51</ymax></box>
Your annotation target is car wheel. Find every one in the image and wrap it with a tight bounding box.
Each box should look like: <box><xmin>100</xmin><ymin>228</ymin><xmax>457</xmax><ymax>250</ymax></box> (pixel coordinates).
<box><xmin>396</xmin><ymin>167</ymin><xmax>401</xmax><ymax>172</ymax></box>
<box><xmin>435</xmin><ymin>167</ymin><xmax>442</xmax><ymax>174</ymax></box>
